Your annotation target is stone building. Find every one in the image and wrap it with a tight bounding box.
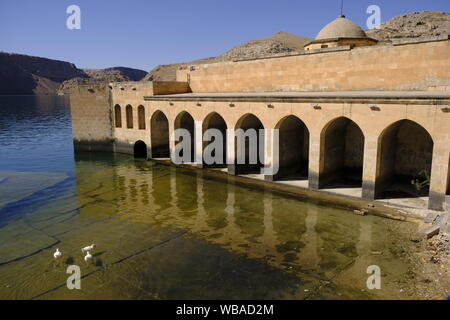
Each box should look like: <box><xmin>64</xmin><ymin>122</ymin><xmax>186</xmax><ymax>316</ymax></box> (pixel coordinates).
<box><xmin>69</xmin><ymin>16</ymin><xmax>450</xmax><ymax>212</ymax></box>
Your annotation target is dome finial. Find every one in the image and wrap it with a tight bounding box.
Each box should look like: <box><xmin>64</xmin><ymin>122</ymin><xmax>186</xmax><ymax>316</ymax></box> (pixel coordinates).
<box><xmin>340</xmin><ymin>0</ymin><xmax>344</xmax><ymax>17</ymax></box>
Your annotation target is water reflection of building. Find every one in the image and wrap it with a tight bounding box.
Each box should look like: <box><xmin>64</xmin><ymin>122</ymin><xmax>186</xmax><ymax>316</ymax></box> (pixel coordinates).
<box><xmin>75</xmin><ymin>156</ymin><xmax>378</xmax><ymax>278</ymax></box>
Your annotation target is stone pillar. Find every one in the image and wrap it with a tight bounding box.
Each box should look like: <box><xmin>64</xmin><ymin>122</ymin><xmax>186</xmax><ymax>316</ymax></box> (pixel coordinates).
<box><xmin>361</xmin><ymin>136</ymin><xmax>378</xmax><ymax>200</ymax></box>
<box><xmin>428</xmin><ymin>142</ymin><xmax>450</xmax><ymax>211</ymax></box>
<box><xmin>169</xmin><ymin>120</ymin><xmax>177</xmax><ymax>163</ymax></box>
<box><xmin>264</xmin><ymin>129</ymin><xmax>280</xmax><ymax>181</ymax></box>
<box><xmin>226</xmin><ymin>129</ymin><xmax>237</xmax><ymax>175</ymax></box>
<box><xmin>308</xmin><ymin>130</ymin><xmax>321</xmax><ymax>189</ymax></box>
<box><xmin>194</xmin><ymin>120</ymin><xmax>203</xmax><ymax>168</ymax></box>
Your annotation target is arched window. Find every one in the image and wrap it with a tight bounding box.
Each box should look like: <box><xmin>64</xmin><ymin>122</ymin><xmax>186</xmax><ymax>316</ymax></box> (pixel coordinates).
<box><xmin>274</xmin><ymin>115</ymin><xmax>309</xmax><ymax>181</ymax></box>
<box><xmin>114</xmin><ymin>105</ymin><xmax>122</xmax><ymax>128</ymax></box>
<box><xmin>174</xmin><ymin>111</ymin><xmax>195</xmax><ymax>163</ymax></box>
<box><xmin>134</xmin><ymin>140</ymin><xmax>147</xmax><ymax>158</ymax></box>
<box><xmin>150</xmin><ymin>110</ymin><xmax>170</xmax><ymax>158</ymax></box>
<box><xmin>138</xmin><ymin>105</ymin><xmax>146</xmax><ymax>130</ymax></box>
<box><xmin>319</xmin><ymin>117</ymin><xmax>364</xmax><ymax>189</ymax></box>
<box><xmin>232</xmin><ymin>113</ymin><xmax>265</xmax><ymax>175</ymax></box>
<box><xmin>202</xmin><ymin>112</ymin><xmax>227</xmax><ymax>167</ymax></box>
<box><xmin>126</xmin><ymin>105</ymin><xmax>133</xmax><ymax>129</ymax></box>
<box><xmin>375</xmin><ymin>120</ymin><xmax>433</xmax><ymax>199</ymax></box>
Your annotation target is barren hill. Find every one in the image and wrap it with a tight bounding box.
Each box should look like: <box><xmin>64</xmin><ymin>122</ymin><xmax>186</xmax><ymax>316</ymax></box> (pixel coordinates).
<box><xmin>0</xmin><ymin>52</ymin><xmax>147</xmax><ymax>95</ymax></box>
<box><xmin>0</xmin><ymin>52</ymin><xmax>88</xmax><ymax>95</ymax></box>
<box><xmin>366</xmin><ymin>11</ymin><xmax>450</xmax><ymax>42</ymax></box>
<box><xmin>144</xmin><ymin>11</ymin><xmax>450</xmax><ymax>82</ymax></box>
<box><xmin>143</xmin><ymin>32</ymin><xmax>311</xmax><ymax>81</ymax></box>
<box><xmin>82</xmin><ymin>67</ymin><xmax>147</xmax><ymax>82</ymax></box>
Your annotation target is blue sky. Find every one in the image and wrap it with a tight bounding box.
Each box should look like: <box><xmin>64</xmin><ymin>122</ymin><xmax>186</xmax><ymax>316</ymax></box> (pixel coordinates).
<box><xmin>0</xmin><ymin>0</ymin><xmax>448</xmax><ymax>72</ymax></box>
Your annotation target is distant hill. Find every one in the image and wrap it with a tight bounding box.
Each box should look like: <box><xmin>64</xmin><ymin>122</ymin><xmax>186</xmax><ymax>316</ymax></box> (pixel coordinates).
<box><xmin>143</xmin><ymin>11</ymin><xmax>449</xmax><ymax>82</ymax></box>
<box><xmin>0</xmin><ymin>52</ymin><xmax>87</xmax><ymax>95</ymax></box>
<box><xmin>366</xmin><ymin>11</ymin><xmax>450</xmax><ymax>42</ymax></box>
<box><xmin>58</xmin><ymin>67</ymin><xmax>148</xmax><ymax>94</ymax></box>
<box><xmin>82</xmin><ymin>67</ymin><xmax>147</xmax><ymax>82</ymax></box>
<box><xmin>0</xmin><ymin>52</ymin><xmax>147</xmax><ymax>95</ymax></box>
<box><xmin>143</xmin><ymin>32</ymin><xmax>311</xmax><ymax>81</ymax></box>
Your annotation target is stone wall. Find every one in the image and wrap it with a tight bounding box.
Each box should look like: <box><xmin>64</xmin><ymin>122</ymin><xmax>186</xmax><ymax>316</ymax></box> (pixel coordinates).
<box><xmin>69</xmin><ymin>83</ymin><xmax>113</xmax><ymax>152</ymax></box>
<box><xmin>177</xmin><ymin>38</ymin><xmax>450</xmax><ymax>92</ymax></box>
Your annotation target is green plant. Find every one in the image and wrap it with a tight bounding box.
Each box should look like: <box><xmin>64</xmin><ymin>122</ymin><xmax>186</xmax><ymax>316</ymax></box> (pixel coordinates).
<box><xmin>411</xmin><ymin>169</ymin><xmax>430</xmax><ymax>191</ymax></box>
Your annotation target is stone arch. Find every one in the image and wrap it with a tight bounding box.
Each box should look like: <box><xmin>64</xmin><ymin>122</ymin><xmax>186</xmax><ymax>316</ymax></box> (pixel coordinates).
<box><xmin>231</xmin><ymin>113</ymin><xmax>265</xmax><ymax>175</ymax></box>
<box><xmin>319</xmin><ymin>117</ymin><xmax>365</xmax><ymax>188</ymax></box>
<box><xmin>174</xmin><ymin>111</ymin><xmax>195</xmax><ymax>163</ymax></box>
<box><xmin>138</xmin><ymin>105</ymin><xmax>146</xmax><ymax>130</ymax></box>
<box><xmin>202</xmin><ymin>112</ymin><xmax>227</xmax><ymax>167</ymax></box>
<box><xmin>273</xmin><ymin>115</ymin><xmax>310</xmax><ymax>180</ymax></box>
<box><xmin>134</xmin><ymin>140</ymin><xmax>147</xmax><ymax>158</ymax></box>
<box><xmin>375</xmin><ymin>119</ymin><xmax>434</xmax><ymax>199</ymax></box>
<box><xmin>126</xmin><ymin>105</ymin><xmax>133</xmax><ymax>129</ymax></box>
<box><xmin>114</xmin><ymin>104</ymin><xmax>122</xmax><ymax>128</ymax></box>
<box><xmin>150</xmin><ymin>110</ymin><xmax>170</xmax><ymax>158</ymax></box>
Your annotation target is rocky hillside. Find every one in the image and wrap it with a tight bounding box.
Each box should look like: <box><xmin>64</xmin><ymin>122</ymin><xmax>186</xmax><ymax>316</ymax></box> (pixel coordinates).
<box><xmin>0</xmin><ymin>52</ymin><xmax>147</xmax><ymax>95</ymax></box>
<box><xmin>58</xmin><ymin>67</ymin><xmax>148</xmax><ymax>94</ymax></box>
<box><xmin>82</xmin><ymin>67</ymin><xmax>147</xmax><ymax>82</ymax></box>
<box><xmin>143</xmin><ymin>32</ymin><xmax>311</xmax><ymax>81</ymax></box>
<box><xmin>366</xmin><ymin>11</ymin><xmax>450</xmax><ymax>42</ymax></box>
<box><xmin>0</xmin><ymin>52</ymin><xmax>87</xmax><ymax>95</ymax></box>
<box><xmin>144</xmin><ymin>11</ymin><xmax>449</xmax><ymax>81</ymax></box>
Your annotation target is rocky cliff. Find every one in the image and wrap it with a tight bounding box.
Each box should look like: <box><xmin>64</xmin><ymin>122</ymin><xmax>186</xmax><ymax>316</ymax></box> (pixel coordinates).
<box><xmin>0</xmin><ymin>52</ymin><xmax>87</xmax><ymax>95</ymax></box>
<box><xmin>366</xmin><ymin>11</ymin><xmax>450</xmax><ymax>42</ymax></box>
<box><xmin>0</xmin><ymin>52</ymin><xmax>147</xmax><ymax>95</ymax></box>
<box><xmin>58</xmin><ymin>67</ymin><xmax>148</xmax><ymax>94</ymax></box>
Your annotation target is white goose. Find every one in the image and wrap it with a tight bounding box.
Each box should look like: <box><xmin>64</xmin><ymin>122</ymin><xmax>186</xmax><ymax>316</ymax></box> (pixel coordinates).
<box><xmin>84</xmin><ymin>251</ymin><xmax>92</xmax><ymax>262</ymax></box>
<box><xmin>53</xmin><ymin>248</ymin><xmax>62</xmax><ymax>259</ymax></box>
<box><xmin>81</xmin><ymin>244</ymin><xmax>95</xmax><ymax>253</ymax></box>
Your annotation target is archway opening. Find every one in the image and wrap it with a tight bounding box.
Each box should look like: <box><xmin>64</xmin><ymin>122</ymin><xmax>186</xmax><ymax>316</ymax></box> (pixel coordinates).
<box><xmin>134</xmin><ymin>140</ymin><xmax>147</xmax><ymax>158</ymax></box>
<box><xmin>276</xmin><ymin>115</ymin><xmax>310</xmax><ymax>180</ymax></box>
<box><xmin>150</xmin><ymin>110</ymin><xmax>170</xmax><ymax>158</ymax></box>
<box><xmin>375</xmin><ymin>120</ymin><xmax>433</xmax><ymax>199</ymax></box>
<box><xmin>138</xmin><ymin>105</ymin><xmax>146</xmax><ymax>130</ymax></box>
<box><xmin>320</xmin><ymin>117</ymin><xmax>364</xmax><ymax>188</ymax></box>
<box><xmin>114</xmin><ymin>104</ymin><xmax>122</xmax><ymax>128</ymax></box>
<box><xmin>126</xmin><ymin>105</ymin><xmax>133</xmax><ymax>129</ymax></box>
<box><xmin>175</xmin><ymin>111</ymin><xmax>195</xmax><ymax>163</ymax></box>
<box><xmin>202</xmin><ymin>112</ymin><xmax>227</xmax><ymax>168</ymax></box>
<box><xmin>233</xmin><ymin>114</ymin><xmax>264</xmax><ymax>175</ymax></box>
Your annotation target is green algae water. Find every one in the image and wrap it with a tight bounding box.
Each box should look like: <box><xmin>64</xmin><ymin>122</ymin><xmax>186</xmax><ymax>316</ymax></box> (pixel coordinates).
<box><xmin>0</xmin><ymin>96</ymin><xmax>440</xmax><ymax>300</ymax></box>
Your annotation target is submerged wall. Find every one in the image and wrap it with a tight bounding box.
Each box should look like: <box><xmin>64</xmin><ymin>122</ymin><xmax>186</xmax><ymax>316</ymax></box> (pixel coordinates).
<box><xmin>69</xmin><ymin>83</ymin><xmax>114</xmax><ymax>152</ymax></box>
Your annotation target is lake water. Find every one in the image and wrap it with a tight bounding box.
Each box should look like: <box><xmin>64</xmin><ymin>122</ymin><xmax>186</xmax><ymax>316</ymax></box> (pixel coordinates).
<box><xmin>0</xmin><ymin>95</ymin><xmax>439</xmax><ymax>299</ymax></box>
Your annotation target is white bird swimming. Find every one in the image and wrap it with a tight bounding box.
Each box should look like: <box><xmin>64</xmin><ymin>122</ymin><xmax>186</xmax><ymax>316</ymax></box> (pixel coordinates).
<box><xmin>81</xmin><ymin>244</ymin><xmax>95</xmax><ymax>253</ymax></box>
<box><xmin>84</xmin><ymin>251</ymin><xmax>92</xmax><ymax>262</ymax></box>
<box><xmin>53</xmin><ymin>248</ymin><xmax>62</xmax><ymax>259</ymax></box>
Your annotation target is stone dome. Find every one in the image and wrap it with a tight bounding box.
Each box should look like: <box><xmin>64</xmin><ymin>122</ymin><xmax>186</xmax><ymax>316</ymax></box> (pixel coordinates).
<box><xmin>315</xmin><ymin>16</ymin><xmax>368</xmax><ymax>40</ymax></box>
